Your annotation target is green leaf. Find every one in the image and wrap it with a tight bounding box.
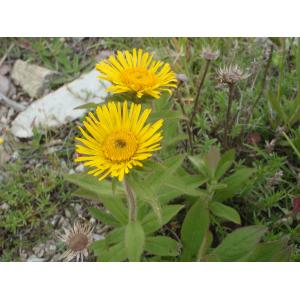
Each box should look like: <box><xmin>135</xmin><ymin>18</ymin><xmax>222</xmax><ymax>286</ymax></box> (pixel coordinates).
<box><xmin>89</xmin><ymin>207</ymin><xmax>120</xmax><ymax>227</ymax></box>
<box><xmin>209</xmin><ymin>202</ymin><xmax>241</xmax><ymax>224</ymax></box>
<box><xmin>66</xmin><ymin>174</ymin><xmax>128</xmax><ymax>225</ymax></box>
<box><xmin>215</xmin><ymin>149</ymin><xmax>235</xmax><ymax>180</ymax></box>
<box><xmin>127</xmin><ymin>174</ymin><xmax>162</xmax><ymax>224</ymax></box>
<box><xmin>125</xmin><ymin>221</ymin><xmax>145</xmax><ymax>262</ymax></box>
<box><xmin>156</xmin><ymin>188</ymin><xmax>183</xmax><ymax>205</ymax></box>
<box><xmin>65</xmin><ymin>173</ymin><xmax>124</xmax><ymax>199</ymax></box>
<box><xmin>267</xmin><ymin>90</ymin><xmax>287</xmax><ymax>123</ymax></box>
<box><xmin>93</xmin><ymin>241</ymin><xmax>127</xmax><ymax>262</ymax></box>
<box><xmin>214</xmin><ymin>168</ymin><xmax>255</xmax><ymax>202</ymax></box>
<box><xmin>105</xmin><ymin>227</ymin><xmax>125</xmax><ymax>245</ymax></box>
<box><xmin>90</xmin><ymin>239</ymin><xmax>107</xmax><ymax>253</ymax></box>
<box><xmin>145</xmin><ymin>236</ymin><xmax>180</xmax><ymax>257</ymax></box>
<box><xmin>188</xmin><ymin>156</ymin><xmax>208</xmax><ymax>177</ymax></box>
<box><xmin>244</xmin><ymin>237</ymin><xmax>291</xmax><ymax>262</ymax></box>
<box><xmin>74</xmin><ymin>102</ymin><xmax>98</xmax><ymax>110</ymax></box>
<box><xmin>142</xmin><ymin>205</ymin><xmax>184</xmax><ymax>234</ymax></box>
<box><xmin>164</xmin><ymin>174</ymin><xmax>208</xmax><ymax>197</ymax></box>
<box><xmin>163</xmin><ymin>133</ymin><xmax>187</xmax><ymax>148</ymax></box>
<box><xmin>146</xmin><ymin>154</ymin><xmax>185</xmax><ymax>187</ymax></box>
<box><xmin>203</xmin><ymin>146</ymin><xmax>221</xmax><ymax>177</ymax></box>
<box><xmin>181</xmin><ymin>200</ymin><xmax>210</xmax><ymax>261</ymax></box>
<box><xmin>210</xmin><ymin>225</ymin><xmax>267</xmax><ymax>262</ymax></box>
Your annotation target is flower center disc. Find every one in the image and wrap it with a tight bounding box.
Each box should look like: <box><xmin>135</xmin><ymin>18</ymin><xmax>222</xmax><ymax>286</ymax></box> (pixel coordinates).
<box><xmin>121</xmin><ymin>67</ymin><xmax>157</xmax><ymax>90</ymax></box>
<box><xmin>68</xmin><ymin>233</ymin><xmax>89</xmax><ymax>251</ymax></box>
<box><xmin>103</xmin><ymin>131</ymin><xmax>138</xmax><ymax>162</ymax></box>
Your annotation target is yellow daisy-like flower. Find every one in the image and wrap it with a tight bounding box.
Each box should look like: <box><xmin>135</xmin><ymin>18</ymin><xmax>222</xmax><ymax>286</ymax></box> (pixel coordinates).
<box><xmin>96</xmin><ymin>48</ymin><xmax>177</xmax><ymax>99</ymax></box>
<box><xmin>75</xmin><ymin>101</ymin><xmax>163</xmax><ymax>181</ymax></box>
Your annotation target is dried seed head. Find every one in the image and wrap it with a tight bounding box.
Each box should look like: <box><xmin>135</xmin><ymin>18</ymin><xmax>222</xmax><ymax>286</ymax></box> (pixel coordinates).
<box><xmin>176</xmin><ymin>73</ymin><xmax>188</xmax><ymax>83</ymax></box>
<box><xmin>217</xmin><ymin>65</ymin><xmax>249</xmax><ymax>85</ymax></box>
<box><xmin>265</xmin><ymin>139</ymin><xmax>276</xmax><ymax>153</ymax></box>
<box><xmin>201</xmin><ymin>47</ymin><xmax>220</xmax><ymax>61</ymax></box>
<box><xmin>57</xmin><ymin>221</ymin><xmax>93</xmax><ymax>262</ymax></box>
<box><xmin>68</xmin><ymin>233</ymin><xmax>89</xmax><ymax>251</ymax></box>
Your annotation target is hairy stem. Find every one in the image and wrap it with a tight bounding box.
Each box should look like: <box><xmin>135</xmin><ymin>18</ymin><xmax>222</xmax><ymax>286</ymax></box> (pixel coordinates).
<box><xmin>176</xmin><ymin>87</ymin><xmax>193</xmax><ymax>152</ymax></box>
<box><xmin>223</xmin><ymin>84</ymin><xmax>235</xmax><ymax>149</ymax></box>
<box><xmin>123</xmin><ymin>179</ymin><xmax>137</xmax><ymax>223</ymax></box>
<box><xmin>190</xmin><ymin>59</ymin><xmax>211</xmax><ymax>127</ymax></box>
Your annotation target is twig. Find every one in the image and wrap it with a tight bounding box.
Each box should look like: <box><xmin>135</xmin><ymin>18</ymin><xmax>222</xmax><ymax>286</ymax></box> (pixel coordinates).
<box><xmin>0</xmin><ymin>91</ymin><xmax>26</xmax><ymax>112</ymax></box>
<box><xmin>0</xmin><ymin>43</ymin><xmax>14</xmax><ymax>68</ymax></box>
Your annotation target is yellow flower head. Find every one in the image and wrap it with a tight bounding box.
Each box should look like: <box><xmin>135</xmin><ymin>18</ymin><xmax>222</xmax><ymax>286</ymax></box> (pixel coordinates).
<box><xmin>96</xmin><ymin>49</ymin><xmax>177</xmax><ymax>99</ymax></box>
<box><xmin>75</xmin><ymin>101</ymin><xmax>163</xmax><ymax>181</ymax></box>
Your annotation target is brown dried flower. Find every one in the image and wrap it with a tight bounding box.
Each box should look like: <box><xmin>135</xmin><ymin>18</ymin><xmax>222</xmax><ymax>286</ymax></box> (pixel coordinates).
<box><xmin>201</xmin><ymin>47</ymin><xmax>220</xmax><ymax>61</ymax></box>
<box><xmin>217</xmin><ymin>65</ymin><xmax>249</xmax><ymax>85</ymax></box>
<box><xmin>57</xmin><ymin>221</ymin><xmax>93</xmax><ymax>262</ymax></box>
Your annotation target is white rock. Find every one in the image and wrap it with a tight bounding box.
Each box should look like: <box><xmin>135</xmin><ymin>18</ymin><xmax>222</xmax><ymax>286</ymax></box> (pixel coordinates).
<box><xmin>0</xmin><ymin>74</ymin><xmax>10</xmax><ymax>95</ymax></box>
<box><xmin>27</xmin><ymin>255</ymin><xmax>45</xmax><ymax>262</ymax></box>
<box><xmin>93</xmin><ymin>234</ymin><xmax>104</xmax><ymax>241</ymax></box>
<box><xmin>0</xmin><ymin>203</ymin><xmax>10</xmax><ymax>211</ymax></box>
<box><xmin>10</xmin><ymin>70</ymin><xmax>109</xmax><ymax>138</ymax></box>
<box><xmin>11</xmin><ymin>60</ymin><xmax>57</xmax><ymax>98</ymax></box>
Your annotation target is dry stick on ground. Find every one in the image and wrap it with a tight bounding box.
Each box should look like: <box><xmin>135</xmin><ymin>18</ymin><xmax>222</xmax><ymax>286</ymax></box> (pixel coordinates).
<box><xmin>189</xmin><ymin>60</ymin><xmax>211</xmax><ymax>154</ymax></box>
<box><xmin>223</xmin><ymin>84</ymin><xmax>235</xmax><ymax>149</ymax></box>
<box><xmin>239</xmin><ymin>44</ymin><xmax>274</xmax><ymax>142</ymax></box>
<box><xmin>0</xmin><ymin>43</ymin><xmax>14</xmax><ymax>68</ymax></box>
<box><xmin>0</xmin><ymin>91</ymin><xmax>26</xmax><ymax>112</ymax></box>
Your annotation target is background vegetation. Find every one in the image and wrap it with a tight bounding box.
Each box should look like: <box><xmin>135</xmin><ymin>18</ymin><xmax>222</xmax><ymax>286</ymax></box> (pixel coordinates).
<box><xmin>1</xmin><ymin>37</ymin><xmax>300</xmax><ymax>261</ymax></box>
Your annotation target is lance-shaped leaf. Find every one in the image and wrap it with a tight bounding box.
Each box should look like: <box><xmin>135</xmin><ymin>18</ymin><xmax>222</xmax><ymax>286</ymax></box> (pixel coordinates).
<box><xmin>209</xmin><ymin>225</ymin><xmax>267</xmax><ymax>262</ymax></box>
<box><xmin>209</xmin><ymin>201</ymin><xmax>241</xmax><ymax>225</ymax></box>
<box><xmin>125</xmin><ymin>221</ymin><xmax>145</xmax><ymax>262</ymax></box>
<box><xmin>181</xmin><ymin>199</ymin><xmax>210</xmax><ymax>261</ymax></box>
<box><xmin>145</xmin><ymin>236</ymin><xmax>180</xmax><ymax>257</ymax></box>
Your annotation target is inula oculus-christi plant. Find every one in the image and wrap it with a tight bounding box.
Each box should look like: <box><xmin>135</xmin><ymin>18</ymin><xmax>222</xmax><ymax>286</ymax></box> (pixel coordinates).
<box><xmin>65</xmin><ymin>47</ymin><xmax>292</xmax><ymax>262</ymax></box>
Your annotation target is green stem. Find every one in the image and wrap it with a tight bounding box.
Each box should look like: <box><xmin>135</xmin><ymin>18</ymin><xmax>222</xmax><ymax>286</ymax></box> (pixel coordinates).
<box><xmin>123</xmin><ymin>179</ymin><xmax>137</xmax><ymax>223</ymax></box>
<box><xmin>282</xmin><ymin>132</ymin><xmax>300</xmax><ymax>160</ymax></box>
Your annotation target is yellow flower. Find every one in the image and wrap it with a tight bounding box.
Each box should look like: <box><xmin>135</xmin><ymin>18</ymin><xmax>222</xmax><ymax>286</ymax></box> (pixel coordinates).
<box><xmin>75</xmin><ymin>101</ymin><xmax>163</xmax><ymax>181</ymax></box>
<box><xmin>96</xmin><ymin>49</ymin><xmax>177</xmax><ymax>99</ymax></box>
<box><xmin>0</xmin><ymin>137</ymin><xmax>3</xmax><ymax>145</ymax></box>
